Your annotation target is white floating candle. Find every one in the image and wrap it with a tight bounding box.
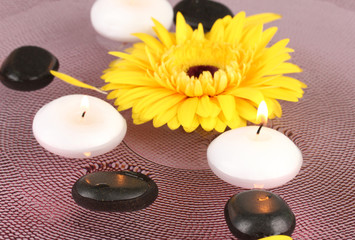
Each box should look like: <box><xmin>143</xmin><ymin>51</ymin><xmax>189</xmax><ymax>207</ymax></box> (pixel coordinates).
<box><xmin>90</xmin><ymin>0</ymin><xmax>173</xmax><ymax>42</ymax></box>
<box><xmin>32</xmin><ymin>94</ymin><xmax>127</xmax><ymax>158</ymax></box>
<box><xmin>207</xmin><ymin>101</ymin><xmax>303</xmax><ymax>189</ymax></box>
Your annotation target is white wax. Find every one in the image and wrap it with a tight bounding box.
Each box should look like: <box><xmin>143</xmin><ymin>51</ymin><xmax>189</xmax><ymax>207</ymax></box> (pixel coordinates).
<box><xmin>90</xmin><ymin>0</ymin><xmax>173</xmax><ymax>42</ymax></box>
<box><xmin>32</xmin><ymin>94</ymin><xmax>127</xmax><ymax>158</ymax></box>
<box><xmin>207</xmin><ymin>126</ymin><xmax>303</xmax><ymax>189</ymax></box>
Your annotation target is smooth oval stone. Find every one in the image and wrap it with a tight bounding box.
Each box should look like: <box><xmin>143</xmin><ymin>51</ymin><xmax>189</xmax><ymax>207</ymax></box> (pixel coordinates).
<box><xmin>173</xmin><ymin>0</ymin><xmax>233</xmax><ymax>31</ymax></box>
<box><xmin>225</xmin><ymin>190</ymin><xmax>295</xmax><ymax>240</ymax></box>
<box><xmin>72</xmin><ymin>171</ymin><xmax>158</xmax><ymax>212</ymax></box>
<box><xmin>0</xmin><ymin>46</ymin><xmax>59</xmax><ymax>91</ymax></box>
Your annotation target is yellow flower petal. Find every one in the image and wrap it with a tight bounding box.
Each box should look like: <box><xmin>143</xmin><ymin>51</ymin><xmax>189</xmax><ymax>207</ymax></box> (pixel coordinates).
<box><xmin>241</xmin><ymin>24</ymin><xmax>263</xmax><ymax>49</ymax></box>
<box><xmin>256</xmin><ymin>26</ymin><xmax>278</xmax><ymax>53</ymax></box>
<box><xmin>264</xmin><ymin>76</ymin><xmax>306</xmax><ymax>93</ymax></box>
<box><xmin>235</xmin><ymin>99</ymin><xmax>257</xmax><ymax>122</ymax></box>
<box><xmin>269</xmin><ymin>62</ymin><xmax>303</xmax><ymax>75</ymax></box>
<box><xmin>221</xmin><ymin>15</ymin><xmax>233</xmax><ymax>25</ymax></box>
<box><xmin>217</xmin><ymin>95</ymin><xmax>236</xmax><ymax>121</ymax></box>
<box><xmin>219</xmin><ymin>112</ymin><xmax>244</xmax><ymax>129</ymax></box>
<box><xmin>227</xmin><ymin>87</ymin><xmax>264</xmax><ymax>105</ymax></box>
<box><xmin>214</xmin><ymin>118</ymin><xmax>227</xmax><ymax>132</ymax></box>
<box><xmin>132</xmin><ymin>115</ymin><xmax>148</xmax><ymax>125</ymax></box>
<box><xmin>115</xmin><ymin>87</ymin><xmax>153</xmax><ymax>106</ymax></box>
<box><xmin>245</xmin><ymin>13</ymin><xmax>281</xmax><ymax>28</ymax></box>
<box><xmin>265</xmin><ymin>97</ymin><xmax>282</xmax><ymax>118</ymax></box>
<box><xmin>109</xmin><ymin>51</ymin><xmax>149</xmax><ymax>70</ymax></box>
<box><xmin>132</xmin><ymin>89</ymin><xmax>176</xmax><ymax>115</ymax></box>
<box><xmin>144</xmin><ymin>46</ymin><xmax>158</xmax><ymax>70</ymax></box>
<box><xmin>192</xmin><ymin>23</ymin><xmax>205</xmax><ymax>41</ymax></box>
<box><xmin>183</xmin><ymin>115</ymin><xmax>199</xmax><ymax>132</ymax></box>
<box><xmin>154</xmin><ymin>104</ymin><xmax>180</xmax><ymax>128</ymax></box>
<box><xmin>141</xmin><ymin>94</ymin><xmax>185</xmax><ymax>121</ymax></box>
<box><xmin>101</xmin><ymin>83</ymin><xmax>120</xmax><ymax>91</ymax></box>
<box><xmin>50</xmin><ymin>71</ymin><xmax>105</xmax><ymax>94</ymax></box>
<box><xmin>199</xmin><ymin>116</ymin><xmax>217</xmax><ymax>131</ymax></box>
<box><xmin>153</xmin><ymin>71</ymin><xmax>176</xmax><ymax>91</ymax></box>
<box><xmin>260</xmin><ymin>88</ymin><xmax>301</xmax><ymax>102</ymax></box>
<box><xmin>267</xmin><ymin>38</ymin><xmax>293</xmax><ymax>55</ymax></box>
<box><xmin>225</xmin><ymin>11</ymin><xmax>246</xmax><ymax>44</ymax></box>
<box><xmin>107</xmin><ymin>89</ymin><xmax>119</xmax><ymax>100</ymax></box>
<box><xmin>104</xmin><ymin>71</ymin><xmax>160</xmax><ymax>86</ymax></box>
<box><xmin>177</xmin><ymin>97</ymin><xmax>199</xmax><ymax>128</ymax></box>
<box><xmin>196</xmin><ymin>95</ymin><xmax>221</xmax><ymax>118</ymax></box>
<box><xmin>214</xmin><ymin>71</ymin><xmax>228</xmax><ymax>94</ymax></box>
<box><xmin>152</xmin><ymin>18</ymin><xmax>174</xmax><ymax>48</ymax></box>
<box><xmin>167</xmin><ymin>116</ymin><xmax>181</xmax><ymax>130</ymax></box>
<box><xmin>132</xmin><ymin>33</ymin><xmax>164</xmax><ymax>55</ymax></box>
<box><xmin>176</xmin><ymin>12</ymin><xmax>193</xmax><ymax>44</ymax></box>
<box><xmin>248</xmin><ymin>53</ymin><xmax>292</xmax><ymax>80</ymax></box>
<box><xmin>208</xmin><ymin>19</ymin><xmax>225</xmax><ymax>43</ymax></box>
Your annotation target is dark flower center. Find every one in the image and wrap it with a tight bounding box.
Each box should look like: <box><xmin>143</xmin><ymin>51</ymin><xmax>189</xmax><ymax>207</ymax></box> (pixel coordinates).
<box><xmin>187</xmin><ymin>65</ymin><xmax>219</xmax><ymax>78</ymax></box>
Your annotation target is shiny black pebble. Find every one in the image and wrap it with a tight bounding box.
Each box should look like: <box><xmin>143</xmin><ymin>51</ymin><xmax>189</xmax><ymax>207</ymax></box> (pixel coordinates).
<box><xmin>225</xmin><ymin>190</ymin><xmax>295</xmax><ymax>240</ymax></box>
<box><xmin>0</xmin><ymin>46</ymin><xmax>59</xmax><ymax>91</ymax></box>
<box><xmin>72</xmin><ymin>171</ymin><xmax>158</xmax><ymax>212</ymax></box>
<box><xmin>173</xmin><ymin>0</ymin><xmax>233</xmax><ymax>31</ymax></box>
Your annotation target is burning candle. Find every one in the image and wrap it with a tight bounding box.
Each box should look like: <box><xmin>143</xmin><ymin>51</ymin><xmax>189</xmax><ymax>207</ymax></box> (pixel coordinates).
<box><xmin>32</xmin><ymin>94</ymin><xmax>127</xmax><ymax>158</ymax></box>
<box><xmin>207</xmin><ymin>101</ymin><xmax>303</xmax><ymax>189</ymax></box>
<box><xmin>90</xmin><ymin>0</ymin><xmax>173</xmax><ymax>42</ymax></box>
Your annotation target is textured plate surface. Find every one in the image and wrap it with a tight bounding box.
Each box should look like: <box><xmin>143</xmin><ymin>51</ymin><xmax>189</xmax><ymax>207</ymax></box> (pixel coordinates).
<box><xmin>0</xmin><ymin>0</ymin><xmax>354</xmax><ymax>239</ymax></box>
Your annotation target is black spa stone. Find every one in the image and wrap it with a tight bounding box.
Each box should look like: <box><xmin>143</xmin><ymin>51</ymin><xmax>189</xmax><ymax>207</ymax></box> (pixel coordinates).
<box><xmin>225</xmin><ymin>190</ymin><xmax>296</xmax><ymax>240</ymax></box>
<box><xmin>72</xmin><ymin>171</ymin><xmax>158</xmax><ymax>212</ymax></box>
<box><xmin>0</xmin><ymin>46</ymin><xmax>59</xmax><ymax>91</ymax></box>
<box><xmin>173</xmin><ymin>0</ymin><xmax>233</xmax><ymax>31</ymax></box>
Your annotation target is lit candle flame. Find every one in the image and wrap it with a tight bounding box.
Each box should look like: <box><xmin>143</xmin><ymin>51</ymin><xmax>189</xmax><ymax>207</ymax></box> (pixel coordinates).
<box><xmin>256</xmin><ymin>101</ymin><xmax>268</xmax><ymax>125</ymax></box>
<box><xmin>80</xmin><ymin>96</ymin><xmax>90</xmax><ymax>118</ymax></box>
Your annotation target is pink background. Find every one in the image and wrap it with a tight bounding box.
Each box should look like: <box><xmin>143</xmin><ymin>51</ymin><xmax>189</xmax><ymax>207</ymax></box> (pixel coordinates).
<box><xmin>0</xmin><ymin>0</ymin><xmax>354</xmax><ymax>239</ymax></box>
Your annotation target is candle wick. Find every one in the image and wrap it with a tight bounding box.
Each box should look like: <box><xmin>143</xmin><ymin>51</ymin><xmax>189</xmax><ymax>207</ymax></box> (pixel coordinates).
<box><xmin>82</xmin><ymin>111</ymin><xmax>86</xmax><ymax>118</ymax></box>
<box><xmin>256</xmin><ymin>124</ymin><xmax>263</xmax><ymax>135</ymax></box>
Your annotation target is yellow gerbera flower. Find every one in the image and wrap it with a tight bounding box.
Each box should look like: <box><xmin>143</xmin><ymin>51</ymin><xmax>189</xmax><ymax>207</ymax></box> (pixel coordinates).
<box><xmin>53</xmin><ymin>12</ymin><xmax>306</xmax><ymax>133</ymax></box>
